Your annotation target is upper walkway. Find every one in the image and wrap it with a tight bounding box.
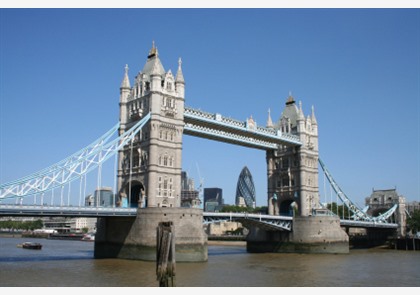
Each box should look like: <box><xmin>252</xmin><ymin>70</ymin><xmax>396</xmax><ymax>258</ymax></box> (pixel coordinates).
<box><xmin>183</xmin><ymin>107</ymin><xmax>302</xmax><ymax>150</ymax></box>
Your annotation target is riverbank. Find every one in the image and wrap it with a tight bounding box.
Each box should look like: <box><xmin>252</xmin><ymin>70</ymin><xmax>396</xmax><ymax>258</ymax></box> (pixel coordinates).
<box><xmin>207</xmin><ymin>240</ymin><xmax>246</xmax><ymax>246</ymax></box>
<box><xmin>0</xmin><ymin>232</ymin><xmax>22</xmax><ymax>238</ymax></box>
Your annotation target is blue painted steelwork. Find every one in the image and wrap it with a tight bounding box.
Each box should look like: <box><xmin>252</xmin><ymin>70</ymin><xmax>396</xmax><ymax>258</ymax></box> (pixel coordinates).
<box><xmin>0</xmin><ymin>204</ymin><xmax>398</xmax><ymax>230</ymax></box>
<box><xmin>183</xmin><ymin>107</ymin><xmax>302</xmax><ymax>150</ymax></box>
<box><xmin>203</xmin><ymin>211</ymin><xmax>293</xmax><ymax>231</ymax></box>
<box><xmin>0</xmin><ymin>204</ymin><xmax>138</xmax><ymax>217</ymax></box>
<box><xmin>319</xmin><ymin>158</ymin><xmax>398</xmax><ymax>223</ymax></box>
<box><xmin>1</xmin><ymin>123</ymin><xmax>119</xmax><ymax>187</ymax></box>
<box><xmin>0</xmin><ymin>114</ymin><xmax>151</xmax><ymax>200</ymax></box>
<box><xmin>0</xmin><ymin>104</ymin><xmax>399</xmax><ymax>230</ymax></box>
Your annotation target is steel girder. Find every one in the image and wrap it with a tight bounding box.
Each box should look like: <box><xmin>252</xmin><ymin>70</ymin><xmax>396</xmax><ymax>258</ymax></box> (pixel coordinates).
<box><xmin>0</xmin><ymin>114</ymin><xmax>151</xmax><ymax>200</ymax></box>
<box><xmin>183</xmin><ymin>107</ymin><xmax>302</xmax><ymax>150</ymax></box>
<box><xmin>319</xmin><ymin>158</ymin><xmax>398</xmax><ymax>223</ymax></box>
<box><xmin>203</xmin><ymin>212</ymin><xmax>293</xmax><ymax>231</ymax></box>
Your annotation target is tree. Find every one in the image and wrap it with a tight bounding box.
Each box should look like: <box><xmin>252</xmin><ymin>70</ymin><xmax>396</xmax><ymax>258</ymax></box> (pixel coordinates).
<box><xmin>220</xmin><ymin>205</ymin><xmax>268</xmax><ymax>214</ymax></box>
<box><xmin>406</xmin><ymin>209</ymin><xmax>420</xmax><ymax>236</ymax></box>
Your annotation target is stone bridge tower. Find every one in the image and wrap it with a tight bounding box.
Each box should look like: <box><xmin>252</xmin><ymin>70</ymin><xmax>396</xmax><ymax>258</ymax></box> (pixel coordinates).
<box><xmin>117</xmin><ymin>43</ymin><xmax>185</xmax><ymax>208</ymax></box>
<box><xmin>266</xmin><ymin>94</ymin><xmax>319</xmax><ymax>217</ymax></box>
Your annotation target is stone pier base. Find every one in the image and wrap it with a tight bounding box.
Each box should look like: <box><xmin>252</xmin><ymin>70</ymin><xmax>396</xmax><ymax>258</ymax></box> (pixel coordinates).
<box><xmin>94</xmin><ymin>207</ymin><xmax>208</xmax><ymax>262</ymax></box>
<box><xmin>247</xmin><ymin>215</ymin><xmax>349</xmax><ymax>254</ymax></box>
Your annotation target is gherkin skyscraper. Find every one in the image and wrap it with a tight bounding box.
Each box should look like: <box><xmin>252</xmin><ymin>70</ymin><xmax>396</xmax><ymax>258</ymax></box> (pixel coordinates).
<box><xmin>235</xmin><ymin>166</ymin><xmax>256</xmax><ymax>208</ymax></box>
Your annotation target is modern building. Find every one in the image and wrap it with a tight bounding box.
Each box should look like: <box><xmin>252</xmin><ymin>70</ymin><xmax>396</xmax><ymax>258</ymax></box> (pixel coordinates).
<box><xmin>235</xmin><ymin>166</ymin><xmax>256</xmax><ymax>208</ymax></box>
<box><xmin>180</xmin><ymin>171</ymin><xmax>201</xmax><ymax>208</ymax></box>
<box><xmin>85</xmin><ymin>187</ymin><xmax>115</xmax><ymax>207</ymax></box>
<box><xmin>42</xmin><ymin>217</ymin><xmax>96</xmax><ymax>233</ymax></box>
<box><xmin>204</xmin><ymin>188</ymin><xmax>223</xmax><ymax>212</ymax></box>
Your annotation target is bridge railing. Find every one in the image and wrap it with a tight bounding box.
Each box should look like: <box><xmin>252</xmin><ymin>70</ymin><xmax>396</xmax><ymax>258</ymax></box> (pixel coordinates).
<box><xmin>0</xmin><ymin>204</ymin><xmax>138</xmax><ymax>217</ymax></box>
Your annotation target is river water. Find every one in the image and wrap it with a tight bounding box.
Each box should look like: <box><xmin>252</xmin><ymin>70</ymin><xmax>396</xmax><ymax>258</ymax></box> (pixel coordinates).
<box><xmin>0</xmin><ymin>236</ymin><xmax>419</xmax><ymax>288</ymax></box>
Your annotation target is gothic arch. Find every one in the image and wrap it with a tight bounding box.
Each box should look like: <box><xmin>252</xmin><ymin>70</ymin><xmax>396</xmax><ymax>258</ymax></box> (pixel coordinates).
<box><xmin>123</xmin><ymin>180</ymin><xmax>146</xmax><ymax>208</ymax></box>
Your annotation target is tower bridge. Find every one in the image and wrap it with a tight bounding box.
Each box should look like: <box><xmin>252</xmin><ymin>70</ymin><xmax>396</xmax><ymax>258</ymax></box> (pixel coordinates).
<box><xmin>0</xmin><ymin>43</ymin><xmax>402</xmax><ymax>261</ymax></box>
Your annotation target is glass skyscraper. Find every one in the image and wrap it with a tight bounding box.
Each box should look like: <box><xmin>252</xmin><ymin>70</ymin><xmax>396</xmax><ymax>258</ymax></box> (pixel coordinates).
<box><xmin>235</xmin><ymin>166</ymin><xmax>256</xmax><ymax>208</ymax></box>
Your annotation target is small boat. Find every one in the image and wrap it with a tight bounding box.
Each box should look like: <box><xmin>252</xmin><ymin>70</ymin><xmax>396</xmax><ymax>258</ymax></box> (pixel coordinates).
<box><xmin>81</xmin><ymin>233</ymin><xmax>95</xmax><ymax>242</ymax></box>
<box><xmin>17</xmin><ymin>242</ymin><xmax>43</xmax><ymax>250</ymax></box>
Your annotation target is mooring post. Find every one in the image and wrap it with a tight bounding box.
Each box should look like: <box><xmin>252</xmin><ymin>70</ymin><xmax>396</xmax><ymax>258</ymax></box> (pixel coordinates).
<box><xmin>156</xmin><ymin>221</ymin><xmax>176</xmax><ymax>287</ymax></box>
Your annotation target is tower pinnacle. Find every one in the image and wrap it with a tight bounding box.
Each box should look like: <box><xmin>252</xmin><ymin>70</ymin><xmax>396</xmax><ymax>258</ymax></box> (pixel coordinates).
<box><xmin>311</xmin><ymin>105</ymin><xmax>318</xmax><ymax>125</ymax></box>
<box><xmin>120</xmin><ymin>64</ymin><xmax>131</xmax><ymax>89</ymax></box>
<box><xmin>266</xmin><ymin>108</ymin><xmax>274</xmax><ymax>128</ymax></box>
<box><xmin>175</xmin><ymin>57</ymin><xmax>185</xmax><ymax>83</ymax></box>
<box><xmin>286</xmin><ymin>91</ymin><xmax>295</xmax><ymax>105</ymax></box>
<box><xmin>148</xmin><ymin>40</ymin><xmax>158</xmax><ymax>58</ymax></box>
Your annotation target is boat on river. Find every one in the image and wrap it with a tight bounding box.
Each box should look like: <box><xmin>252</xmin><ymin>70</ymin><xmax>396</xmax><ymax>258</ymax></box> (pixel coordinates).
<box><xmin>17</xmin><ymin>242</ymin><xmax>43</xmax><ymax>250</ymax></box>
<box><xmin>81</xmin><ymin>233</ymin><xmax>95</xmax><ymax>242</ymax></box>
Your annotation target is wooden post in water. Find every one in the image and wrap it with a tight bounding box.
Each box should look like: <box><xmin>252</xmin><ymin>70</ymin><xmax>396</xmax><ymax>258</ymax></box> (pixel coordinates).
<box><xmin>156</xmin><ymin>222</ymin><xmax>176</xmax><ymax>287</ymax></box>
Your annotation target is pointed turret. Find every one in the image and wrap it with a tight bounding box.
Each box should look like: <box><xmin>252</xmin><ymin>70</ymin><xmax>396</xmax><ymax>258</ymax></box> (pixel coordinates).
<box><xmin>148</xmin><ymin>40</ymin><xmax>158</xmax><ymax>58</ymax></box>
<box><xmin>311</xmin><ymin>105</ymin><xmax>317</xmax><ymax>125</ymax></box>
<box><xmin>120</xmin><ymin>64</ymin><xmax>131</xmax><ymax>89</ymax></box>
<box><xmin>142</xmin><ymin>42</ymin><xmax>165</xmax><ymax>92</ymax></box>
<box><xmin>175</xmin><ymin>58</ymin><xmax>185</xmax><ymax>99</ymax></box>
<box><xmin>142</xmin><ymin>41</ymin><xmax>165</xmax><ymax>77</ymax></box>
<box><xmin>311</xmin><ymin>105</ymin><xmax>318</xmax><ymax>137</ymax></box>
<box><xmin>175</xmin><ymin>57</ymin><xmax>185</xmax><ymax>83</ymax></box>
<box><xmin>266</xmin><ymin>108</ymin><xmax>274</xmax><ymax>128</ymax></box>
<box><xmin>119</xmin><ymin>64</ymin><xmax>131</xmax><ymax>132</ymax></box>
<box><xmin>298</xmin><ymin>101</ymin><xmax>305</xmax><ymax>120</ymax></box>
<box><xmin>286</xmin><ymin>91</ymin><xmax>295</xmax><ymax>105</ymax></box>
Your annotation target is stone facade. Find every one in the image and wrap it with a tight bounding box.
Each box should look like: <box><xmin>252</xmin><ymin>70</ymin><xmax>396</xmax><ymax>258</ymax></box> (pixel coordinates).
<box><xmin>117</xmin><ymin>43</ymin><xmax>185</xmax><ymax>209</ymax></box>
<box><xmin>266</xmin><ymin>95</ymin><xmax>319</xmax><ymax>217</ymax></box>
<box><xmin>365</xmin><ymin>188</ymin><xmax>407</xmax><ymax>237</ymax></box>
<box><xmin>94</xmin><ymin>208</ymin><xmax>208</xmax><ymax>262</ymax></box>
<box><xmin>246</xmin><ymin>214</ymin><xmax>349</xmax><ymax>254</ymax></box>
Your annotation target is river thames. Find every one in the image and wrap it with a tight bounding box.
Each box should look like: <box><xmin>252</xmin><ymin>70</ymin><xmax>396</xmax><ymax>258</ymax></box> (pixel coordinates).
<box><xmin>0</xmin><ymin>236</ymin><xmax>419</xmax><ymax>289</ymax></box>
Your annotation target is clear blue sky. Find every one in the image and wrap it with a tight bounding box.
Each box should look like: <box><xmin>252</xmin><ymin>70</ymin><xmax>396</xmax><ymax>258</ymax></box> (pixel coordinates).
<box><xmin>1</xmin><ymin>8</ymin><xmax>419</xmax><ymax>208</ymax></box>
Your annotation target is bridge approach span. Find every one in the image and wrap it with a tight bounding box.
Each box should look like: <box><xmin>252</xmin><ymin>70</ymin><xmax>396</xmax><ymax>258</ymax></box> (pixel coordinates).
<box><xmin>0</xmin><ymin>204</ymin><xmax>398</xmax><ymax>230</ymax></box>
<box><xmin>203</xmin><ymin>212</ymin><xmax>293</xmax><ymax>231</ymax></box>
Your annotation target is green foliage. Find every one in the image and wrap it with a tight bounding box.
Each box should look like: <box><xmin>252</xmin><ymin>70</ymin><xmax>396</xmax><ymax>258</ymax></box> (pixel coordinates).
<box><xmin>0</xmin><ymin>219</ymin><xmax>44</xmax><ymax>231</ymax></box>
<box><xmin>81</xmin><ymin>227</ymin><xmax>89</xmax><ymax>234</ymax></box>
<box><xmin>220</xmin><ymin>205</ymin><xmax>268</xmax><ymax>214</ymax></box>
<box><xmin>326</xmin><ymin>202</ymin><xmax>351</xmax><ymax>219</ymax></box>
<box><xmin>406</xmin><ymin>209</ymin><xmax>420</xmax><ymax>234</ymax></box>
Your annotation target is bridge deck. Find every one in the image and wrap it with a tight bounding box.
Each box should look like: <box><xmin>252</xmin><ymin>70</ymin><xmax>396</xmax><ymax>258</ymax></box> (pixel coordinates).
<box><xmin>0</xmin><ymin>205</ymin><xmax>398</xmax><ymax>230</ymax></box>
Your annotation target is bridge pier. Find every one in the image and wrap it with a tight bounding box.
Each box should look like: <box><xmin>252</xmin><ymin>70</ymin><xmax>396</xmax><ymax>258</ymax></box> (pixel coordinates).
<box><xmin>94</xmin><ymin>207</ymin><xmax>208</xmax><ymax>262</ymax></box>
<box><xmin>246</xmin><ymin>215</ymin><xmax>349</xmax><ymax>254</ymax></box>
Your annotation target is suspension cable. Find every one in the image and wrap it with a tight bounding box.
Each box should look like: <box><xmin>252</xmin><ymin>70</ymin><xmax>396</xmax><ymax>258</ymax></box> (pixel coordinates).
<box><xmin>113</xmin><ymin>152</ymin><xmax>117</xmax><ymax>208</ymax></box>
<box><xmin>128</xmin><ymin>137</ymin><xmax>134</xmax><ymax>208</ymax></box>
<box><xmin>67</xmin><ymin>181</ymin><xmax>71</xmax><ymax>206</ymax></box>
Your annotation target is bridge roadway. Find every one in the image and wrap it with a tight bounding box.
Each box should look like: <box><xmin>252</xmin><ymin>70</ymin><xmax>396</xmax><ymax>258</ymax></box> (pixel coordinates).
<box><xmin>0</xmin><ymin>204</ymin><xmax>398</xmax><ymax>230</ymax></box>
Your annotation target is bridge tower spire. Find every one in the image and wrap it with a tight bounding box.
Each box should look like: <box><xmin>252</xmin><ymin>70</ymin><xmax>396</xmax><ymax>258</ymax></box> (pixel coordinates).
<box><xmin>267</xmin><ymin>93</ymin><xmax>319</xmax><ymax>217</ymax></box>
<box><xmin>116</xmin><ymin>42</ymin><xmax>185</xmax><ymax>208</ymax></box>
<box><xmin>119</xmin><ymin>64</ymin><xmax>131</xmax><ymax>133</ymax></box>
